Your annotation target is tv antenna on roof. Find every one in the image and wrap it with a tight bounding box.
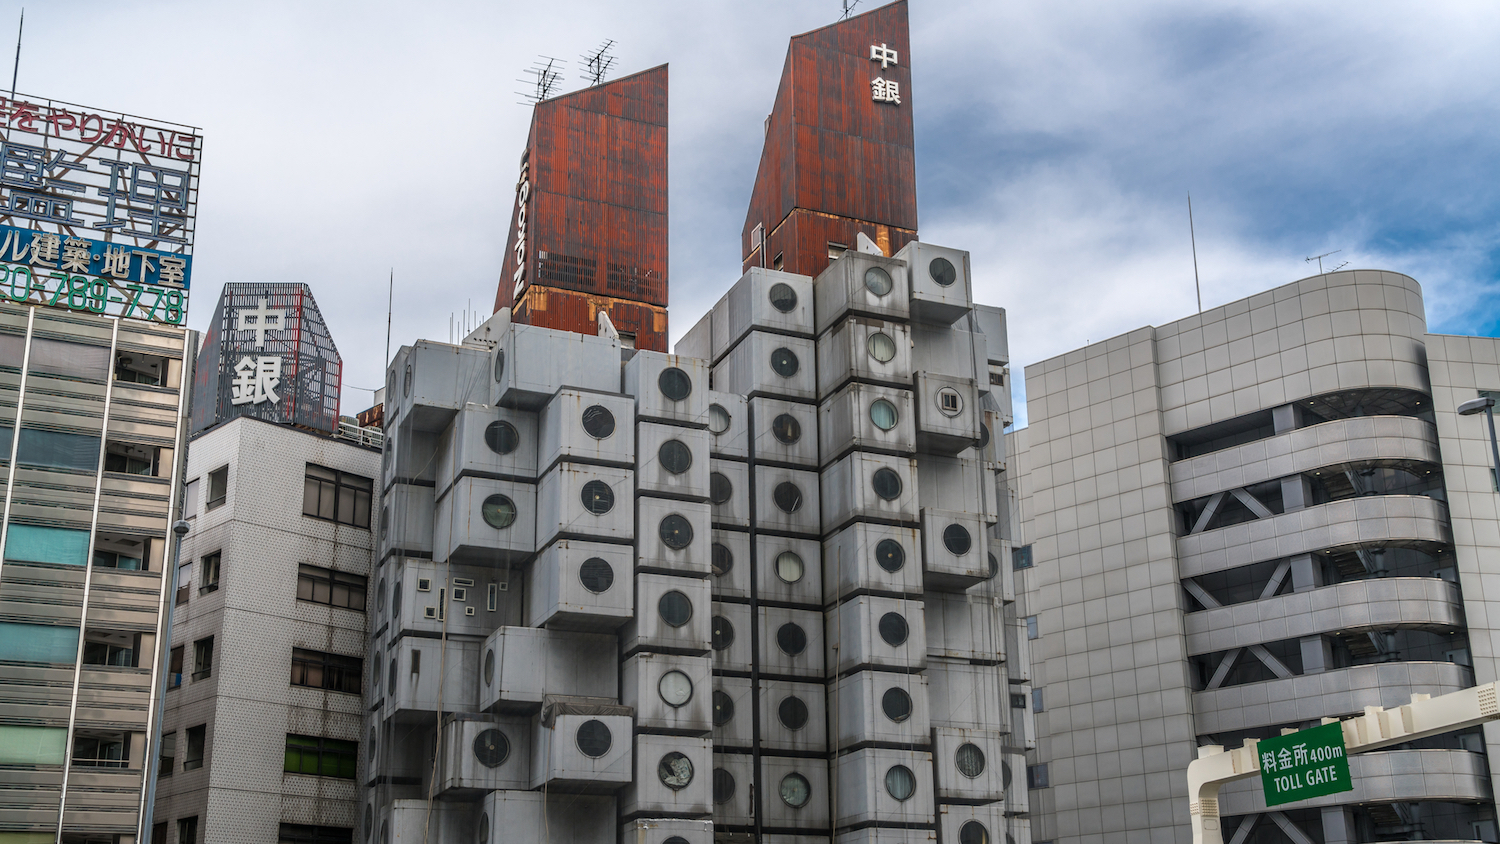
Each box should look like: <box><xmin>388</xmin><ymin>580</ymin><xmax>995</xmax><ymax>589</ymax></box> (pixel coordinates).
<box><xmin>517</xmin><ymin>56</ymin><xmax>566</xmax><ymax>106</ymax></box>
<box><xmin>580</xmin><ymin>40</ymin><xmax>616</xmax><ymax>86</ymax></box>
<box><xmin>840</xmin><ymin>0</ymin><xmax>861</xmax><ymax>19</ymax></box>
<box><xmin>1306</xmin><ymin>249</ymin><xmax>1347</xmax><ymax>276</ymax></box>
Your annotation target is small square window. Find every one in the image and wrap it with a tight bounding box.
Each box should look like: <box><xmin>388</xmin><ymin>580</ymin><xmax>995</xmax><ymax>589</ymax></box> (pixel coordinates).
<box><xmin>452</xmin><ymin>587</ymin><xmax>466</xmax><ymax>602</ymax></box>
<box><xmin>1027</xmin><ymin>763</ymin><xmax>1049</xmax><ymax>789</ymax></box>
<box><xmin>168</xmin><ymin>646</ymin><xmax>183</xmax><ymax>688</ymax></box>
<box><xmin>192</xmin><ymin>637</ymin><xmax>214</xmax><ymax>681</ymax></box>
<box><xmin>1012</xmin><ymin>545</ymin><xmax>1034</xmax><ymax>571</ymax></box>
<box><xmin>207</xmin><ymin>466</ymin><xmax>228</xmax><ymax>510</ymax></box>
<box><xmin>200</xmin><ymin>552</ymin><xmax>221</xmax><ymax>594</ymax></box>
<box><xmin>1025</xmin><ymin>615</ymin><xmax>1039</xmax><ymax>640</ymax></box>
<box><xmin>1010</xmin><ymin>693</ymin><xmax>1027</xmax><ymax>709</ymax></box>
<box><xmin>416</xmin><ymin>578</ymin><xmax>431</xmax><ymax>592</ymax></box>
<box><xmin>1032</xmin><ymin>688</ymin><xmax>1044</xmax><ymax>713</ymax></box>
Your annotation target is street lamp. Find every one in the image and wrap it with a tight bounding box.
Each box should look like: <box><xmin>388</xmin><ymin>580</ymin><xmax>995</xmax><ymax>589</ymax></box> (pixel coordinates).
<box><xmin>1457</xmin><ymin>396</ymin><xmax>1500</xmax><ymax>493</ymax></box>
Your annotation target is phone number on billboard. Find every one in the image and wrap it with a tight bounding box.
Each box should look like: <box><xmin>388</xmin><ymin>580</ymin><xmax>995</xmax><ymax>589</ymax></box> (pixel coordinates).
<box><xmin>1</xmin><ymin>264</ymin><xmax>185</xmax><ymax>325</ymax></box>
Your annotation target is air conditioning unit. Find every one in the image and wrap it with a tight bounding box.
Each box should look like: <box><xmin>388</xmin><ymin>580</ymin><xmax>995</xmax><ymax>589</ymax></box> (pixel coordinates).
<box><xmin>711</xmin><ymin>331</ymin><xmax>818</xmax><ymax>403</ymax></box>
<box><xmin>759</xmin><ymin>606</ymin><xmax>825</xmax><ymax>680</ymax></box>
<box><xmin>620</xmin><ymin>734</ymin><xmax>713</xmax><ymax>818</ymax></box>
<box><xmin>825</xmin><ymin>595</ymin><xmax>926</xmax><ymax>676</ymax></box>
<box><xmin>706</xmin><ymin>391</ymin><xmax>749</xmax><ymax>459</ymax></box>
<box><xmin>709</xmin><ymin>458</ymin><xmax>751</xmax><ymax>529</ymax></box>
<box><xmin>713</xmin><ymin>267</ymin><xmax>816</xmax><ymax>361</ymax></box>
<box><xmin>749</xmin><ymin>396</ymin><xmax>820</xmax><ymax>468</ymax></box>
<box><xmin>932</xmin><ymin>727</ymin><xmax>1006</xmax><ymax>804</ymax></box>
<box><xmin>832</xmin><ymin>669</ymin><xmax>931</xmax><ymax>749</ymax></box>
<box><xmin>812</xmin><ymin>251</ymin><xmax>910</xmax><ymax>336</ymax></box>
<box><xmin>912</xmin><ymin>372</ymin><xmax>981</xmax><ymax>456</ymax></box>
<box><xmin>434</xmin><ymin>404</ymin><xmax>539</xmax><ymax>497</ymax></box>
<box><xmin>479</xmin><ymin>627</ymin><xmax>617</xmax><ymax>712</ymax></box>
<box><xmin>636</xmin><ymin>497</ymin><xmax>712</xmax><ymax>577</ymax></box>
<box><xmin>393</xmin><ymin>340</ymin><xmax>490</xmax><ymax>433</ymax></box>
<box><xmin>432</xmin><ymin>477</ymin><xmax>537</xmax><ymax>565</ymax></box>
<box><xmin>620</xmin><ymin>573</ymin><xmax>712</xmax><ymax>657</ymax></box>
<box><xmin>820</xmin><ymin>452</ymin><xmax>919</xmax><ymax>535</ymax></box>
<box><xmin>921</xmin><ymin>508</ymin><xmax>989</xmax><ymax>592</ymax></box>
<box><xmin>1003</xmin><ymin>753</ymin><xmax>1027</xmax><ymax>815</ymax></box>
<box><xmin>620</xmin><ymin>819</ymin><xmax>714</xmax><ymax>844</ymax></box>
<box><xmin>637</xmin><ymin>422</ymin><xmax>711</xmax><ymax>501</ymax></box>
<box><xmin>833</xmin><ymin>748</ymin><xmax>935</xmax><ymax>828</ymax></box>
<box><xmin>816</xmin><ymin>316</ymin><xmax>913</xmax><ymax>398</ymax></box>
<box><xmin>624</xmin><ymin>350</ymin><xmax>711</xmax><ymax>427</ymax></box>
<box><xmin>530</xmin><ymin>712</ymin><xmax>634</xmax><ymax>790</ymax></box>
<box><xmin>538</xmin><ymin>390</ymin><xmax>637</xmax><ymax>472</ymax></box>
<box><xmin>711</xmin><ymin>602</ymin><xmax>753</xmax><ymax>679</ymax></box>
<box><xmin>478</xmin><ymin>790</ymin><xmax>616</xmax><ymax>844</ymax></box>
<box><xmin>525</xmin><ymin>540</ymin><xmax>633</xmax><ymax>631</ymax></box>
<box><xmin>390</xmin><ymin>559</ymin><xmax>508</xmax><ymax>638</ymax></box>
<box><xmin>760</xmin><ymin>755</ymin><xmax>831</xmax><ymax>831</ymax></box>
<box><xmin>621</xmin><ymin>652</ymin><xmax>712</xmax><ymax>734</ymax></box>
<box><xmin>712</xmin><ymin>751</ymin><xmax>756</xmax><ymax>826</ymax></box>
<box><xmin>754</xmin><ymin>534</ymin><xmax>823</xmax><ymax>608</ymax></box>
<box><xmin>818</xmin><ymin>383</ymin><xmax>916</xmax><ymax>467</ymax></box>
<box><xmin>938</xmin><ymin>803</ymin><xmax>1008</xmax><ymax>844</ymax></box>
<box><xmin>435</xmin><ymin>715</ymin><xmax>531</xmax><ymax>794</ymax></box>
<box><xmin>675</xmin><ymin>310</ymin><xmax>713</xmax><ymax>362</ymax></box>
<box><xmin>535</xmin><ymin>463</ymin><xmax>635</xmax><ymax>548</ymax></box>
<box><xmin>894</xmin><ymin>241</ymin><xmax>973</xmax><ymax>327</ymax></box>
<box><xmin>380</xmin><ymin>483</ymin><xmax>434</xmax><ymax>560</ymax></box>
<box><xmin>821</xmin><ymin>522</ymin><xmax>924</xmax><ymax>605</ymax></box>
<box><xmin>925</xmin><ymin>657</ymin><xmax>1007</xmax><ymax>731</ymax></box>
<box><xmin>712</xmin><ymin>674</ymin><xmax>754</xmax><ymax>750</ymax></box>
<box><xmin>385</xmin><ymin>637</ymin><xmax>481</xmax><ymax>717</ymax></box>
<box><xmin>710</xmin><ymin>528</ymin><xmax>751</xmax><ymax>601</ymax></box>
<box><xmin>492</xmin><ymin>321</ymin><xmax>622</xmax><ymax>410</ymax></box>
<box><xmin>754</xmin><ymin>465</ymin><xmax>821</xmax><ymax>537</ymax></box>
<box><xmin>924</xmin><ymin>592</ymin><xmax>1004</xmax><ymax>664</ymax></box>
<box><xmin>384</xmin><ymin>797</ymin><xmax>473</xmax><ymax>844</ymax></box>
<box><xmin>758</xmin><ymin>679</ymin><xmax>828</xmax><ymax>754</ymax></box>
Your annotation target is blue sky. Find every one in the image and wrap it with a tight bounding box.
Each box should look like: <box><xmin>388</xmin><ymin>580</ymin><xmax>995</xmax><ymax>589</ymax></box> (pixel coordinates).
<box><xmin>7</xmin><ymin>1</ymin><xmax>1497</xmax><ymax>421</ymax></box>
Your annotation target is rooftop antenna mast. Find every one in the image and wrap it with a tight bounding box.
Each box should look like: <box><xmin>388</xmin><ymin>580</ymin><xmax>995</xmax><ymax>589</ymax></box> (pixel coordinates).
<box><xmin>1306</xmin><ymin>249</ymin><xmax>1347</xmax><ymax>277</ymax></box>
<box><xmin>9</xmin><ymin>8</ymin><xmax>21</xmax><ymax>99</ymax></box>
<box><xmin>580</xmin><ymin>40</ymin><xmax>616</xmax><ymax>87</ymax></box>
<box><xmin>517</xmin><ymin>56</ymin><xmax>566</xmax><ymax>106</ymax></box>
<box><xmin>1188</xmin><ymin>192</ymin><xmax>1202</xmax><ymax>313</ymax></box>
<box><xmin>841</xmin><ymin>0</ymin><xmax>861</xmax><ymax>19</ymax></box>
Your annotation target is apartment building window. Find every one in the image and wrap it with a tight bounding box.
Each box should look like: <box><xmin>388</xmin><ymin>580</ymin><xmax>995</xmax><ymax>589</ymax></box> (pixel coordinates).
<box><xmin>1010</xmin><ymin>692</ymin><xmax>1027</xmax><ymax>709</ymax></box>
<box><xmin>200</xmin><ymin>552</ymin><xmax>221</xmax><ymax>593</ymax></box>
<box><xmin>72</xmin><ymin>732</ymin><xmax>127</xmax><ymax>768</ymax></box>
<box><xmin>278</xmin><ymin>823</ymin><xmax>355</xmax><ymax>844</ymax></box>
<box><xmin>1027</xmin><ymin>763</ymin><xmax>1049</xmax><ymax>789</ymax></box>
<box><xmin>83</xmin><ymin>632</ymin><xmax>138</xmax><ymax>667</ymax></box>
<box><xmin>159</xmin><ymin>731</ymin><xmax>174</xmax><ymax>778</ymax></box>
<box><xmin>290</xmin><ymin>648</ymin><xmax>363</xmax><ymax>695</ymax></box>
<box><xmin>1032</xmin><ymin>688</ymin><xmax>1044</xmax><ymax>713</ymax></box>
<box><xmin>206</xmin><ymin>466</ymin><xmax>228</xmax><ymax>509</ymax></box>
<box><xmin>192</xmin><ymin>637</ymin><xmax>214</xmax><ymax>680</ymax></box>
<box><xmin>178</xmin><ymin>817</ymin><xmax>198</xmax><ymax>844</ymax></box>
<box><xmin>151</xmin><ymin>822</ymin><xmax>166</xmax><ymax>844</ymax></box>
<box><xmin>183</xmin><ymin>478</ymin><xmax>198</xmax><ymax>519</ymax></box>
<box><xmin>1025</xmin><ymin>615</ymin><xmax>1039</xmax><ymax>640</ymax></box>
<box><xmin>297</xmin><ymin>564</ymin><xmax>367</xmax><ymax>611</ymax></box>
<box><xmin>1012</xmin><ymin>544</ymin><xmax>1033</xmax><ymax>570</ymax></box>
<box><xmin>168</xmin><ymin>646</ymin><xmax>184</xmax><ymax>688</ymax></box>
<box><xmin>302</xmin><ymin>464</ymin><xmax>373</xmax><ymax>528</ymax></box>
<box><xmin>183</xmin><ymin>725</ymin><xmax>205</xmax><ymax>771</ymax></box>
<box><xmin>176</xmin><ymin>561</ymin><xmax>191</xmax><ymax>605</ymax></box>
<box><xmin>104</xmin><ymin>441</ymin><xmax>159</xmax><ymax>476</ymax></box>
<box><xmin>284</xmin><ymin>734</ymin><xmax>358</xmax><ymax>779</ymax></box>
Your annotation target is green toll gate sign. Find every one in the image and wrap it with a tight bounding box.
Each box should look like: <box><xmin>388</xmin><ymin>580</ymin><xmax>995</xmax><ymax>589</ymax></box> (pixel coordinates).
<box><xmin>1258</xmin><ymin>721</ymin><xmax>1354</xmax><ymax>806</ymax></box>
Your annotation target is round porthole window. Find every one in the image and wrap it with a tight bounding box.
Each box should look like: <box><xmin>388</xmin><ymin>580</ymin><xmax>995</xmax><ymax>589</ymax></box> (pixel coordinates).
<box><xmin>955</xmin><ymin>742</ymin><xmax>986</xmax><ymax>779</ymax></box>
<box><xmin>581</xmin><ymin>405</ymin><xmax>616</xmax><ymax>439</ymax></box>
<box><xmin>483</xmin><ymin>649</ymin><xmax>494</xmax><ymax>686</ymax></box>
<box><xmin>485</xmin><ymin>421</ymin><xmax>519</xmax><ymax>455</ymax></box>
<box><xmin>930</xmin><ymin>256</ymin><xmax>958</xmax><ymax>287</ymax></box>
<box><xmin>664</xmin><ymin>838</ymin><xmax>690</xmax><ymax>844</ymax></box>
<box><xmin>936</xmin><ymin>386</ymin><xmax>963</xmax><ymax>417</ymax></box>
<box><xmin>776</xmin><ymin>622</ymin><xmax>807</xmax><ymax>656</ymax></box>
<box><xmin>659</xmin><ymin>514</ymin><xmax>694</xmax><ymax>550</ymax></box>
<box><xmin>575</xmin><ymin>719</ymin><xmax>612</xmax><ymax>758</ymax></box>
<box><xmin>478</xmin><ymin>817</ymin><xmax>489</xmax><ymax>844</ymax></box>
<box><xmin>380</xmin><ymin>821</ymin><xmax>388</xmax><ymax>844</ymax></box>
<box><xmin>711</xmin><ymin>543</ymin><xmax>733</xmax><ymax>576</ymax></box>
<box><xmin>708</xmin><ymin>403</ymin><xmax>731</xmax><ymax>435</ymax></box>
<box><xmin>392</xmin><ymin>587</ymin><xmax>401</xmax><ymax>621</ymax></box>
<box><xmin>958</xmin><ymin>821</ymin><xmax>990</xmax><ymax>844</ymax></box>
<box><xmin>988</xmin><ymin>553</ymin><xmax>1000</xmax><ymax>579</ymax></box>
<box><xmin>875</xmin><ymin>538</ymin><xmax>905</xmax><ymax>573</ymax></box>
<box><xmin>380</xmin><ymin>507</ymin><xmax>389</xmax><ymax>539</ymax></box>
<box><xmin>659</xmin><ymin>439</ymin><xmax>692</xmax><ymax>474</ymax></box>
<box><xmin>775</xmin><ymin>550</ymin><xmax>805</xmax><ymax>584</ymax></box>
<box><xmin>372</xmin><ymin>657</ymin><xmax>382</xmax><ymax>692</ymax></box>
<box><xmin>778</xmin><ymin>695</ymin><xmax>809</xmax><ymax>730</ymax></box>
<box><xmin>772</xmin><ymin>481</ymin><xmax>802</xmax><ymax>514</ymax></box>
<box><xmin>713</xmin><ymin>767</ymin><xmax>736</xmax><ymax>804</ymax></box>
<box><xmin>481</xmin><ymin>494</ymin><xmax>516</xmax><ymax>529</ymax></box>
<box><xmin>881</xmin><ymin>687</ymin><xmax>912</xmax><ymax>722</ymax></box>
<box><xmin>712</xmin><ymin>689</ymin><xmax>735</xmax><ymax>726</ymax></box>
<box><xmin>870</xmin><ymin>398</ymin><xmax>899</xmax><ymax>431</ymax></box>
<box><xmin>473</xmin><ymin>729</ymin><xmax>509</xmax><ymax>768</ymax></box>
<box><xmin>578</xmin><ymin>558</ymin><xmax>614</xmax><ymax>593</ymax></box>
<box><xmin>580</xmin><ymin>480</ymin><xmax>615</xmax><ymax>515</ymax></box>
<box><xmin>712</xmin><ymin>615</ymin><xmax>735</xmax><ymax>651</ymax></box>
<box><xmin>885</xmin><ymin>764</ymin><xmax>916</xmax><ymax>801</ymax></box>
<box><xmin>878</xmin><ymin>612</ymin><xmax>909</xmax><ymax>647</ymax></box>
<box><xmin>492</xmin><ymin>349</ymin><xmax>505</xmax><ymax>383</ymax></box>
<box><xmin>978</xmin><ymin>422</ymin><xmax>991</xmax><ymax>451</ymax></box>
<box><xmin>1002</xmin><ymin>760</ymin><xmax>1013</xmax><ymax>789</ymax></box>
<box><xmin>871</xmin><ymin>467</ymin><xmax>902</xmax><ymax>500</ymax></box>
<box><xmin>659</xmin><ymin>752</ymin><xmax>694</xmax><ymax>790</ymax></box>
<box><xmin>768</xmin><ymin>282</ymin><xmax>798</xmax><ymax>313</ymax></box>
<box><xmin>403</xmin><ymin>362</ymin><xmax>413</xmax><ymax>398</ymax></box>
<box><xmin>387</xmin><ymin>658</ymin><xmax>396</xmax><ymax>695</ymax></box>
<box><xmin>658</xmin><ymin>591</ymin><xmax>692</xmax><ymax>627</ymax></box>
<box><xmin>780</xmin><ymin>773</ymin><xmax>812</xmax><ymax>808</ymax></box>
<box><xmin>771</xmin><ymin>413</ymin><xmax>801</xmax><ymax>445</ymax></box>
<box><xmin>377</xmin><ymin>578</ymin><xmax>387</xmax><ymax>612</ymax></box>
<box><xmin>364</xmin><ymin>806</ymin><xmax>374</xmax><ymax>844</ymax></box>
<box><xmin>658</xmin><ymin>367</ymin><xmax>692</xmax><ymax>401</ymax></box>
<box><xmin>710</xmin><ymin>472</ymin><xmax>733</xmax><ymax>505</ymax></box>
<box><xmin>658</xmin><ymin>670</ymin><xmax>693</xmax><ymax>708</ymax></box>
<box><xmin>943</xmin><ymin>524</ymin><xmax>972</xmax><ymax>556</ymax></box>
<box><xmin>864</xmin><ymin>265</ymin><xmax>893</xmax><ymax>297</ymax></box>
<box><xmin>770</xmin><ymin>347</ymin><xmax>799</xmax><ymax>377</ymax></box>
<box><xmin>867</xmin><ymin>331</ymin><xmax>897</xmax><ymax>363</ymax></box>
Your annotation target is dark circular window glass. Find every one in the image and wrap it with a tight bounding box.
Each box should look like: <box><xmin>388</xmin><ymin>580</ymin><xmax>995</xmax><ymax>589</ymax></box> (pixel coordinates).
<box><xmin>392</xmin><ymin>586</ymin><xmax>402</xmax><ymax>620</ymax></box>
<box><xmin>768</xmin><ymin>282</ymin><xmax>798</xmax><ymax>313</ymax></box>
<box><xmin>885</xmin><ymin>764</ymin><xmax>916</xmax><ymax>801</ymax></box>
<box><xmin>881</xmin><ymin>687</ymin><xmax>912</xmax><ymax>722</ymax></box>
<box><xmin>380</xmin><ymin>507</ymin><xmax>389</xmax><ymax>539</ymax></box>
<box><xmin>372</xmin><ymin>657</ymin><xmax>382</xmax><ymax>692</ymax></box>
<box><xmin>711</xmin><ymin>542</ymin><xmax>733</xmax><ymax>576</ymax></box>
<box><xmin>658</xmin><ymin>591</ymin><xmax>692</xmax><ymax>627</ymax></box>
<box><xmin>988</xmin><ymin>553</ymin><xmax>1000</xmax><ymax>579</ymax></box>
<box><xmin>493</xmin><ymin>349</ymin><xmax>505</xmax><ymax>383</ymax></box>
<box><xmin>575</xmin><ymin>719</ymin><xmax>612</xmax><ymax>758</ymax></box>
<box><xmin>659</xmin><ymin>439</ymin><xmax>692</xmax><ymax>474</ymax></box>
<box><xmin>930</xmin><ymin>256</ymin><xmax>958</xmax><ymax>287</ymax></box>
<box><xmin>1002</xmin><ymin>760</ymin><xmax>1013</xmax><ymax>789</ymax></box>
<box><xmin>387</xmin><ymin>658</ymin><xmax>396</xmax><ymax>695</ymax></box>
<box><xmin>483</xmin><ymin>648</ymin><xmax>494</xmax><ymax>686</ymax></box>
<box><xmin>878</xmin><ymin>612</ymin><xmax>909</xmax><ymax>647</ymax></box>
<box><xmin>481</xmin><ymin>495</ymin><xmax>516</xmax><ymax>529</ymax></box>
<box><xmin>955</xmin><ymin>743</ymin><xmax>986</xmax><ymax>779</ymax></box>
<box><xmin>776</xmin><ymin>622</ymin><xmax>807</xmax><ymax>656</ymax></box>
<box><xmin>775</xmin><ymin>551</ymin><xmax>805</xmax><ymax>584</ymax></box>
<box><xmin>658</xmin><ymin>367</ymin><xmax>692</xmax><ymax>401</ymax></box>
<box><xmin>875</xmin><ymin>538</ymin><xmax>905</xmax><ymax>573</ymax></box>
<box><xmin>778</xmin><ymin>695</ymin><xmax>809</xmax><ymax>730</ymax></box>
<box><xmin>580</xmin><ymin>480</ymin><xmax>615</xmax><ymax>515</ymax></box>
<box><xmin>659</xmin><ymin>514</ymin><xmax>694</xmax><ymax>550</ymax></box>
<box><xmin>712</xmin><ymin>689</ymin><xmax>735</xmax><ymax>726</ymax></box>
<box><xmin>780</xmin><ymin>773</ymin><xmax>811</xmax><ymax>808</ymax></box>
<box><xmin>658</xmin><ymin>751</ymin><xmax>694</xmax><ymax>790</ymax></box>
<box><xmin>473</xmin><ymin>729</ymin><xmax>509</xmax><ymax>768</ymax></box>
<box><xmin>871</xmin><ymin>467</ymin><xmax>902</xmax><ymax>501</ymax></box>
<box><xmin>772</xmin><ymin>481</ymin><xmax>803</xmax><ymax>514</ymax></box>
<box><xmin>708</xmin><ymin>404</ymin><xmax>731</xmax><ymax>435</ymax></box>
<box><xmin>713</xmin><ymin>768</ymin><xmax>736</xmax><ymax>804</ymax></box>
<box><xmin>770</xmin><ymin>347</ymin><xmax>799</xmax><ymax>378</ymax></box>
<box><xmin>403</xmin><ymin>363</ymin><xmax>413</xmax><ymax>397</ymax></box>
<box><xmin>710</xmin><ymin>472</ymin><xmax>733</xmax><ymax>504</ymax></box>
<box><xmin>864</xmin><ymin>266</ymin><xmax>893</xmax><ymax>296</ymax></box>
<box><xmin>712</xmin><ymin>615</ymin><xmax>735</xmax><ymax>651</ymax></box>
<box><xmin>485</xmin><ymin>421</ymin><xmax>519</xmax><ymax>455</ymax></box>
<box><xmin>579</xmin><ymin>558</ymin><xmax>614</xmax><ymax>593</ymax></box>
<box><xmin>377</xmin><ymin>578</ymin><xmax>386</xmax><ymax>612</ymax></box>
<box><xmin>870</xmin><ymin>398</ymin><xmax>899</xmax><ymax>431</ymax></box>
<box><xmin>943</xmin><ymin>524</ymin><xmax>972</xmax><ymax>556</ymax></box>
<box><xmin>364</xmin><ymin>806</ymin><xmax>374</xmax><ymax>844</ymax></box>
<box><xmin>867</xmin><ymin>331</ymin><xmax>897</xmax><ymax>363</ymax></box>
<box><xmin>771</xmin><ymin>413</ymin><xmax>801</xmax><ymax>445</ymax></box>
<box><xmin>978</xmin><ymin>422</ymin><xmax>991</xmax><ymax>451</ymax></box>
<box><xmin>958</xmin><ymin>821</ymin><xmax>990</xmax><ymax>844</ymax></box>
<box><xmin>581</xmin><ymin>405</ymin><xmax>616</xmax><ymax>439</ymax></box>
<box><xmin>665</xmin><ymin>838</ymin><xmax>691</xmax><ymax>844</ymax></box>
